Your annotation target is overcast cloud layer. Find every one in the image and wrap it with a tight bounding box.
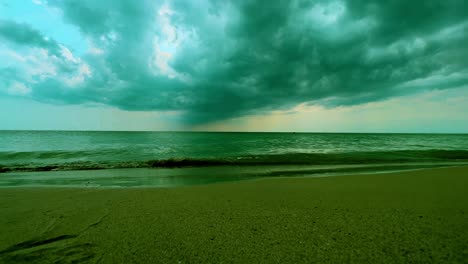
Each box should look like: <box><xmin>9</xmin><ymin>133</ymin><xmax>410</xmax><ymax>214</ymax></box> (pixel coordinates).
<box><xmin>1</xmin><ymin>0</ymin><xmax>468</xmax><ymax>124</ymax></box>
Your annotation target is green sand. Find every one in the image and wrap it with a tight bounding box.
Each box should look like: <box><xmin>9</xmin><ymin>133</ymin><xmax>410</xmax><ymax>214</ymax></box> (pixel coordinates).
<box><xmin>1</xmin><ymin>167</ymin><xmax>468</xmax><ymax>263</ymax></box>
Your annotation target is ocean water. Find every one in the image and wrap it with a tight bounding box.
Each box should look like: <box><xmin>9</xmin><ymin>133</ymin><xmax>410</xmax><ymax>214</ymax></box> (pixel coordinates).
<box><xmin>1</xmin><ymin>131</ymin><xmax>468</xmax><ymax>187</ymax></box>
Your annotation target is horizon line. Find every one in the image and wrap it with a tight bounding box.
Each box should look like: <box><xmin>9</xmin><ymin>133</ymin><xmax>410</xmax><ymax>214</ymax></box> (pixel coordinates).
<box><xmin>0</xmin><ymin>129</ymin><xmax>467</xmax><ymax>135</ymax></box>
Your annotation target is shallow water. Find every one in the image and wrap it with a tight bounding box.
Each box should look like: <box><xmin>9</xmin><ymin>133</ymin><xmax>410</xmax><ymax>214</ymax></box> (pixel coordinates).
<box><xmin>1</xmin><ymin>163</ymin><xmax>466</xmax><ymax>188</ymax></box>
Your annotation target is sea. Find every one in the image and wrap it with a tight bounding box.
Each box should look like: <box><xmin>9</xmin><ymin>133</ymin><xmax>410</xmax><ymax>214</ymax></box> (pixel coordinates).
<box><xmin>1</xmin><ymin>131</ymin><xmax>468</xmax><ymax>187</ymax></box>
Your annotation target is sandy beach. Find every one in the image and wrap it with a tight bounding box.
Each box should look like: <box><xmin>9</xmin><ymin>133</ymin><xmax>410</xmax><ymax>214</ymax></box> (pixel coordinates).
<box><xmin>1</xmin><ymin>166</ymin><xmax>467</xmax><ymax>263</ymax></box>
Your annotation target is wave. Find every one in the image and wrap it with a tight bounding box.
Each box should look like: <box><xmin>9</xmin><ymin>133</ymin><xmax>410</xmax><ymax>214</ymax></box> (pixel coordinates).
<box><xmin>1</xmin><ymin>149</ymin><xmax>468</xmax><ymax>173</ymax></box>
<box><xmin>0</xmin><ymin>149</ymin><xmax>127</xmax><ymax>160</ymax></box>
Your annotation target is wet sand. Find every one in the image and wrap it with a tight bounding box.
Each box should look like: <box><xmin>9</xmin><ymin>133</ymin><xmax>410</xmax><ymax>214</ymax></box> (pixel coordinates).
<box><xmin>1</xmin><ymin>166</ymin><xmax>467</xmax><ymax>263</ymax></box>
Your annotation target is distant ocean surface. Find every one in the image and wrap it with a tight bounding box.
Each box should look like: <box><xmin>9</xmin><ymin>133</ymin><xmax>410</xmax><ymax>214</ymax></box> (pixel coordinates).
<box><xmin>1</xmin><ymin>131</ymin><xmax>468</xmax><ymax>187</ymax></box>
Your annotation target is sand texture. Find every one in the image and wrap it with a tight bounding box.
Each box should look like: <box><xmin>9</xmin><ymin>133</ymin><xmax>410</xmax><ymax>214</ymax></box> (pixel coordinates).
<box><xmin>1</xmin><ymin>166</ymin><xmax>468</xmax><ymax>263</ymax></box>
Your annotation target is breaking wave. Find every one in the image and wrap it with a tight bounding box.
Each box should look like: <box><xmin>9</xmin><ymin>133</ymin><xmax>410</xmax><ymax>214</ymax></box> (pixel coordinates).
<box><xmin>1</xmin><ymin>149</ymin><xmax>468</xmax><ymax>173</ymax></box>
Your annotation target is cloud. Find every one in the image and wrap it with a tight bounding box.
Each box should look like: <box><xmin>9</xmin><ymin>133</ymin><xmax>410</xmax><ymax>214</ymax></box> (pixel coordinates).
<box><xmin>7</xmin><ymin>81</ymin><xmax>31</xmax><ymax>95</ymax></box>
<box><xmin>1</xmin><ymin>0</ymin><xmax>468</xmax><ymax>124</ymax></box>
<box><xmin>0</xmin><ymin>20</ymin><xmax>60</xmax><ymax>55</ymax></box>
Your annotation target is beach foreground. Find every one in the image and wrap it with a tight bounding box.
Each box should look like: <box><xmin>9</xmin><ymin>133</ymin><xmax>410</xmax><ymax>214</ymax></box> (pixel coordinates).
<box><xmin>1</xmin><ymin>167</ymin><xmax>467</xmax><ymax>263</ymax></box>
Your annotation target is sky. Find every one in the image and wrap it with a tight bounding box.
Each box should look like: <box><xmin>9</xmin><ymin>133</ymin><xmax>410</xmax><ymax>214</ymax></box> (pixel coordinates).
<box><xmin>0</xmin><ymin>0</ymin><xmax>467</xmax><ymax>132</ymax></box>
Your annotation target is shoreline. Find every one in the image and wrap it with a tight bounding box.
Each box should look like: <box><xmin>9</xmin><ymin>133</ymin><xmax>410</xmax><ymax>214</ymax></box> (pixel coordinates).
<box><xmin>1</xmin><ymin>166</ymin><xmax>467</xmax><ymax>263</ymax></box>
<box><xmin>1</xmin><ymin>162</ymin><xmax>468</xmax><ymax>188</ymax></box>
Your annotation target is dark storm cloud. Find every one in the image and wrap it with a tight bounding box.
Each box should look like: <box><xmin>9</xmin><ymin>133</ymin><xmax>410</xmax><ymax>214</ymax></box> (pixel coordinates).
<box><xmin>2</xmin><ymin>0</ymin><xmax>468</xmax><ymax>123</ymax></box>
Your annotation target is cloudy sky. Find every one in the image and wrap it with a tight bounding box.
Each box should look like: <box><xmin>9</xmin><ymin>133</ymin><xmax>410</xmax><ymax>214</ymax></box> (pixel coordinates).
<box><xmin>1</xmin><ymin>0</ymin><xmax>467</xmax><ymax>132</ymax></box>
